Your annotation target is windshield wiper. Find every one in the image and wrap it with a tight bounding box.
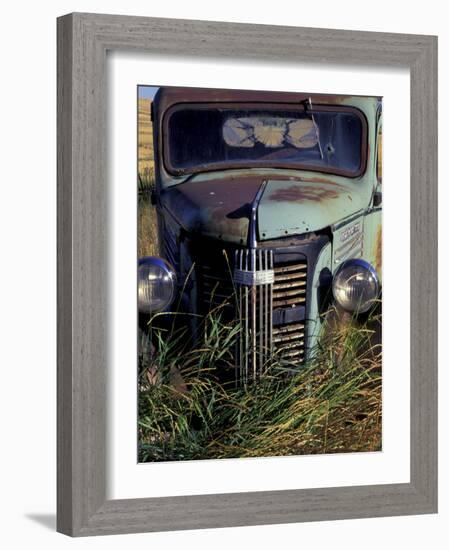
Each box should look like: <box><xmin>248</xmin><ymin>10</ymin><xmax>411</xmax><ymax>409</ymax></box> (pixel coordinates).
<box><xmin>303</xmin><ymin>97</ymin><xmax>324</xmax><ymax>160</ymax></box>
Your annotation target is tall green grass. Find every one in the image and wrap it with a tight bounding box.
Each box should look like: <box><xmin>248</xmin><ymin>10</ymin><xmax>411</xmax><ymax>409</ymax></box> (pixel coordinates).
<box><xmin>138</xmin><ymin>304</ymin><xmax>382</xmax><ymax>462</ymax></box>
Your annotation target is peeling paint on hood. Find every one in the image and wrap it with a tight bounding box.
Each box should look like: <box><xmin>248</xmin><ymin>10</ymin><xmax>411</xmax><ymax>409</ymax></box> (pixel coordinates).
<box><xmin>258</xmin><ymin>177</ymin><xmax>371</xmax><ymax>239</ymax></box>
<box><xmin>162</xmin><ymin>174</ymin><xmax>372</xmax><ymax>244</ymax></box>
<box><xmin>161</xmin><ymin>176</ymin><xmax>263</xmax><ymax>244</ymax></box>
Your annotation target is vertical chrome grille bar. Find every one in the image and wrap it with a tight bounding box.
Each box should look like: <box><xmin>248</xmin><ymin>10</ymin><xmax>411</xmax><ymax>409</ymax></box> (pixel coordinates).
<box><xmin>244</xmin><ymin>249</ymin><xmax>249</xmax><ymax>386</ymax></box>
<box><xmin>235</xmin><ymin>250</ymin><xmax>240</xmax><ymax>387</ymax></box>
<box><xmin>258</xmin><ymin>249</ymin><xmax>263</xmax><ymax>379</ymax></box>
<box><xmin>251</xmin><ymin>248</ymin><xmax>256</xmax><ymax>381</ymax></box>
<box><xmin>263</xmin><ymin>250</ymin><xmax>270</xmax><ymax>376</ymax></box>
<box><xmin>257</xmin><ymin>250</ymin><xmax>265</xmax><ymax>373</ymax></box>
<box><xmin>269</xmin><ymin>250</ymin><xmax>273</xmax><ymax>356</ymax></box>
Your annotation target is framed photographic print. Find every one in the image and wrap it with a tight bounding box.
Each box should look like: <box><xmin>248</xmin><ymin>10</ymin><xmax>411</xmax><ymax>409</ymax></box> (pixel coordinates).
<box><xmin>57</xmin><ymin>13</ymin><xmax>437</xmax><ymax>536</ymax></box>
<box><xmin>136</xmin><ymin>84</ymin><xmax>383</xmax><ymax>463</ymax></box>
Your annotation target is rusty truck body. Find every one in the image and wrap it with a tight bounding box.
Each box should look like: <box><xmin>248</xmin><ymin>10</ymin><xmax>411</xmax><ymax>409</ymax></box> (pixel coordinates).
<box><xmin>138</xmin><ymin>86</ymin><xmax>382</xmax><ymax>383</ymax></box>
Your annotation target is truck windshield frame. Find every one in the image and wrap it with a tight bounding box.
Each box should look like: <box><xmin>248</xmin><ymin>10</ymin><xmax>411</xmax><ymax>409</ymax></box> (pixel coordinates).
<box><xmin>162</xmin><ymin>102</ymin><xmax>368</xmax><ymax>178</ymax></box>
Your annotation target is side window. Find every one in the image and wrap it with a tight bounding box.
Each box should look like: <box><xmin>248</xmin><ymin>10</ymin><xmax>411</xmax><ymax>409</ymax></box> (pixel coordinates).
<box><xmin>376</xmin><ymin>124</ymin><xmax>382</xmax><ymax>184</ymax></box>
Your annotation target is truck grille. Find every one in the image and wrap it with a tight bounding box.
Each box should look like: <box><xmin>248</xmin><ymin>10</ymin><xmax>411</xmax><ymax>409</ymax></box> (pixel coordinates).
<box><xmin>201</xmin><ymin>265</ymin><xmax>235</xmax><ymax>311</ymax></box>
<box><xmin>273</xmin><ymin>262</ymin><xmax>307</xmax><ymax>308</ymax></box>
<box><xmin>198</xmin><ymin>251</ymin><xmax>235</xmax><ymax>313</ymax></box>
<box><xmin>272</xmin><ymin>261</ymin><xmax>307</xmax><ymax>361</ymax></box>
<box><xmin>196</xmin><ymin>245</ymin><xmax>308</xmax><ymax>385</ymax></box>
<box><xmin>234</xmin><ymin>249</ymin><xmax>274</xmax><ymax>385</ymax></box>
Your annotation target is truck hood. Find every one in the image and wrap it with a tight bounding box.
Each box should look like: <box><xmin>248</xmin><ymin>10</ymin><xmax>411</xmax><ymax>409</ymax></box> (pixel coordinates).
<box><xmin>162</xmin><ymin>175</ymin><xmax>263</xmax><ymax>244</ymax></box>
<box><xmin>162</xmin><ymin>174</ymin><xmax>371</xmax><ymax>244</ymax></box>
<box><xmin>258</xmin><ymin>177</ymin><xmax>370</xmax><ymax>239</ymax></box>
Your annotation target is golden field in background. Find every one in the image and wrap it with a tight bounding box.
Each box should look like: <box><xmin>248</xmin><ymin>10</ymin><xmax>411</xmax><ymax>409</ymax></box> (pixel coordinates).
<box><xmin>138</xmin><ymin>98</ymin><xmax>155</xmax><ymax>177</ymax></box>
<box><xmin>138</xmin><ymin>98</ymin><xmax>159</xmax><ymax>257</ymax></box>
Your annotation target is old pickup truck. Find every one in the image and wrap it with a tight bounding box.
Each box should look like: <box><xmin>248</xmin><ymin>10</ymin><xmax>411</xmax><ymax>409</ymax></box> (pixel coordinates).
<box><xmin>138</xmin><ymin>86</ymin><xmax>382</xmax><ymax>383</ymax></box>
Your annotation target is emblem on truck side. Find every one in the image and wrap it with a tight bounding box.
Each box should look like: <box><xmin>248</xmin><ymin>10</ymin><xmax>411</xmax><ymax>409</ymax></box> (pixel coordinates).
<box><xmin>340</xmin><ymin>221</ymin><xmax>361</xmax><ymax>243</ymax></box>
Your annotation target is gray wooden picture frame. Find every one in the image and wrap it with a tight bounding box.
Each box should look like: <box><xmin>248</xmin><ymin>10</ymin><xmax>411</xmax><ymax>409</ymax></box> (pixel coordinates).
<box><xmin>57</xmin><ymin>12</ymin><xmax>438</xmax><ymax>537</ymax></box>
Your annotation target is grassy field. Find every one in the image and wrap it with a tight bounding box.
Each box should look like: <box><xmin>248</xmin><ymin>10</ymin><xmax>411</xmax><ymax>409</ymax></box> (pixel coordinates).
<box><xmin>138</xmin><ymin>306</ymin><xmax>382</xmax><ymax>462</ymax></box>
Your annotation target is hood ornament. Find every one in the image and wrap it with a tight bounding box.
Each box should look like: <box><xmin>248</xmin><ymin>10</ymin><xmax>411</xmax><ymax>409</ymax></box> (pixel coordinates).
<box><xmin>233</xmin><ymin>180</ymin><xmax>274</xmax><ymax>286</ymax></box>
<box><xmin>248</xmin><ymin>179</ymin><xmax>268</xmax><ymax>250</ymax></box>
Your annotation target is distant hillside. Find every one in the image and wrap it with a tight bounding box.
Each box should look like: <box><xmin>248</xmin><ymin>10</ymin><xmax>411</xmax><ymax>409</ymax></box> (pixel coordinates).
<box><xmin>138</xmin><ymin>98</ymin><xmax>154</xmax><ymax>177</ymax></box>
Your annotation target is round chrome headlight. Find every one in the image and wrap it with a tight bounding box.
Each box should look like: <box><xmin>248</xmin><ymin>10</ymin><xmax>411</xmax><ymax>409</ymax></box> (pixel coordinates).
<box><xmin>332</xmin><ymin>259</ymin><xmax>379</xmax><ymax>314</ymax></box>
<box><xmin>138</xmin><ymin>257</ymin><xmax>177</xmax><ymax>314</ymax></box>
